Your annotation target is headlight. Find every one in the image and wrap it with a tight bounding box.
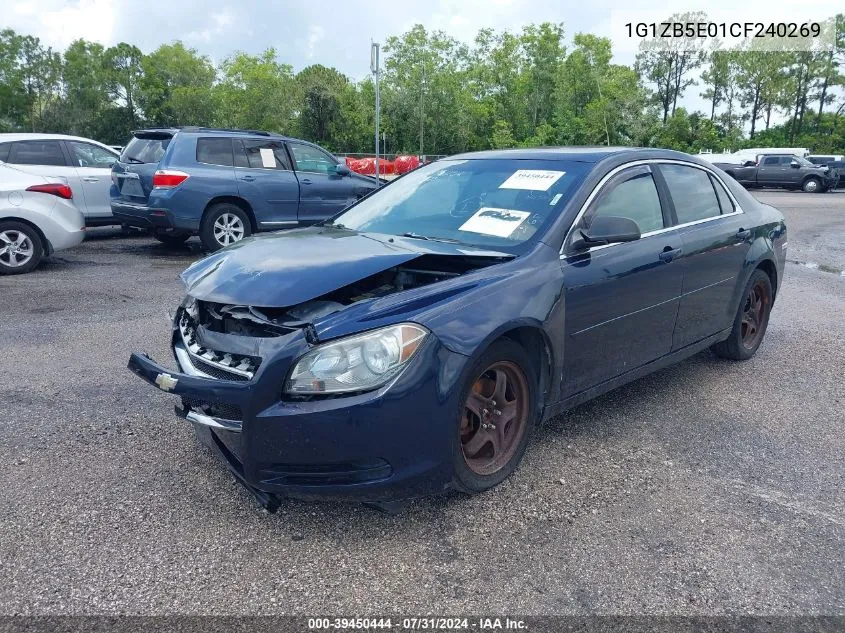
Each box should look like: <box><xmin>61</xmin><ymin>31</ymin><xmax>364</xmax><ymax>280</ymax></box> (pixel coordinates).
<box><xmin>285</xmin><ymin>323</ymin><xmax>428</xmax><ymax>395</ymax></box>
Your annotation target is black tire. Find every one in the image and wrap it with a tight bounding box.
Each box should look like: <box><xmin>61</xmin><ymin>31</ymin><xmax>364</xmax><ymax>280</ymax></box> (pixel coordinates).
<box><xmin>711</xmin><ymin>269</ymin><xmax>773</xmax><ymax>361</ymax></box>
<box><xmin>153</xmin><ymin>232</ymin><xmax>190</xmax><ymax>246</ymax></box>
<box><xmin>802</xmin><ymin>177</ymin><xmax>822</xmax><ymax>193</ymax></box>
<box><xmin>452</xmin><ymin>338</ymin><xmax>537</xmax><ymax>494</ymax></box>
<box><xmin>199</xmin><ymin>203</ymin><xmax>251</xmax><ymax>251</ymax></box>
<box><xmin>0</xmin><ymin>220</ymin><xmax>43</xmax><ymax>275</ymax></box>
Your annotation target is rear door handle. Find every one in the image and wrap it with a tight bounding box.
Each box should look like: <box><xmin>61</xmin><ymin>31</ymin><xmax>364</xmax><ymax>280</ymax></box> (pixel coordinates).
<box><xmin>736</xmin><ymin>228</ymin><xmax>752</xmax><ymax>241</ymax></box>
<box><xmin>82</xmin><ymin>177</ymin><xmax>99</xmax><ymax>182</ymax></box>
<box><xmin>659</xmin><ymin>246</ymin><xmax>682</xmax><ymax>262</ymax></box>
<box><xmin>239</xmin><ymin>175</ymin><xmax>255</xmax><ymax>182</ymax></box>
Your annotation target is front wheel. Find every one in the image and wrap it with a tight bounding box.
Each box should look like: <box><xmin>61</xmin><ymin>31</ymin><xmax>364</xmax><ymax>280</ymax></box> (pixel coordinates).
<box><xmin>452</xmin><ymin>339</ymin><xmax>537</xmax><ymax>494</ymax></box>
<box><xmin>711</xmin><ymin>269</ymin><xmax>773</xmax><ymax>361</ymax></box>
<box><xmin>802</xmin><ymin>177</ymin><xmax>822</xmax><ymax>193</ymax></box>
<box><xmin>0</xmin><ymin>221</ymin><xmax>43</xmax><ymax>275</ymax></box>
<box><xmin>199</xmin><ymin>203</ymin><xmax>251</xmax><ymax>251</ymax></box>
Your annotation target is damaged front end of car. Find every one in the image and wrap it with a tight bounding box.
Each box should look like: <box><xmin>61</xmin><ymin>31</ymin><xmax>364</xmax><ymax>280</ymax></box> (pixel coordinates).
<box><xmin>127</xmin><ymin>229</ymin><xmax>514</xmax><ymax>509</ymax></box>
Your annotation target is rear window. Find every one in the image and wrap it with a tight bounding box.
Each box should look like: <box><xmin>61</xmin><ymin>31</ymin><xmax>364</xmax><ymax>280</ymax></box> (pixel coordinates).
<box><xmin>0</xmin><ymin>142</ymin><xmax>10</xmax><ymax>162</ymax></box>
<box><xmin>659</xmin><ymin>164</ymin><xmax>722</xmax><ymax>224</ymax></box>
<box><xmin>121</xmin><ymin>135</ymin><xmax>171</xmax><ymax>164</ymax></box>
<box><xmin>196</xmin><ymin>137</ymin><xmax>234</xmax><ymax>167</ymax></box>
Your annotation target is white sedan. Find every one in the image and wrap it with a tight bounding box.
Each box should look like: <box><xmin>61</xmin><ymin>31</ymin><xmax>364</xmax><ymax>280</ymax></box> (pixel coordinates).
<box><xmin>0</xmin><ymin>162</ymin><xmax>85</xmax><ymax>274</ymax></box>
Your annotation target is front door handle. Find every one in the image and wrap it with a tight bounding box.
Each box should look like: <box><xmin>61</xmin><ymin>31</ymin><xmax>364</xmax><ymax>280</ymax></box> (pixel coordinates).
<box><xmin>659</xmin><ymin>246</ymin><xmax>683</xmax><ymax>262</ymax></box>
<box><xmin>239</xmin><ymin>175</ymin><xmax>255</xmax><ymax>182</ymax></box>
<box><xmin>82</xmin><ymin>177</ymin><xmax>99</xmax><ymax>182</ymax></box>
<box><xmin>300</xmin><ymin>178</ymin><xmax>313</xmax><ymax>185</ymax></box>
<box><xmin>736</xmin><ymin>228</ymin><xmax>752</xmax><ymax>241</ymax></box>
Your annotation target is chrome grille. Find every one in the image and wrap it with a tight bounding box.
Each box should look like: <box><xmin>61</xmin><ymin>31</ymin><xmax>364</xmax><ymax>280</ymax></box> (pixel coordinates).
<box><xmin>177</xmin><ymin>312</ymin><xmax>260</xmax><ymax>380</ymax></box>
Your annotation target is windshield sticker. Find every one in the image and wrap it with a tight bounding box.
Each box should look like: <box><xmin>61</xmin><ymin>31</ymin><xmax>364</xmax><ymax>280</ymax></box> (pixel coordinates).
<box><xmin>259</xmin><ymin>148</ymin><xmax>276</xmax><ymax>168</ymax></box>
<box><xmin>459</xmin><ymin>207</ymin><xmax>531</xmax><ymax>238</ymax></box>
<box><xmin>550</xmin><ymin>193</ymin><xmax>563</xmax><ymax>206</ymax></box>
<box><xmin>499</xmin><ymin>169</ymin><xmax>565</xmax><ymax>191</ymax></box>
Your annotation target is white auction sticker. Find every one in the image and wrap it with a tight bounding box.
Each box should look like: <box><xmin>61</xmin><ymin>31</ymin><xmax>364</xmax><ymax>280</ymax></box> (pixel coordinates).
<box><xmin>459</xmin><ymin>207</ymin><xmax>531</xmax><ymax>238</ymax></box>
<box><xmin>499</xmin><ymin>169</ymin><xmax>565</xmax><ymax>191</ymax></box>
<box><xmin>259</xmin><ymin>148</ymin><xmax>276</xmax><ymax>168</ymax></box>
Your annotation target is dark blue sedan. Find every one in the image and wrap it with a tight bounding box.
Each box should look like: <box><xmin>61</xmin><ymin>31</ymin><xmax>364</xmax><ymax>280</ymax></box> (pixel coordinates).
<box><xmin>128</xmin><ymin>147</ymin><xmax>787</xmax><ymax>511</ymax></box>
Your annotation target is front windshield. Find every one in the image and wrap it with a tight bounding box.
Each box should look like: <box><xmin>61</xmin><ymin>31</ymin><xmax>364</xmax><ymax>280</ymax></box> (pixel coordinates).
<box><xmin>331</xmin><ymin>158</ymin><xmax>591</xmax><ymax>251</ymax></box>
<box><xmin>795</xmin><ymin>156</ymin><xmax>815</xmax><ymax>167</ymax></box>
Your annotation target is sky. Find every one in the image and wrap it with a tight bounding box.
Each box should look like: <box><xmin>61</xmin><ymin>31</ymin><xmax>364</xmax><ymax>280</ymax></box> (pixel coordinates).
<box><xmin>4</xmin><ymin>0</ymin><xmax>840</xmax><ymax>123</ymax></box>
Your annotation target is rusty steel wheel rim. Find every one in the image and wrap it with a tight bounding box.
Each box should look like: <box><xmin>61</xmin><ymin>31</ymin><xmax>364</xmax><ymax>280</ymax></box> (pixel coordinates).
<box><xmin>741</xmin><ymin>280</ymin><xmax>769</xmax><ymax>349</ymax></box>
<box><xmin>460</xmin><ymin>361</ymin><xmax>529</xmax><ymax>476</ymax></box>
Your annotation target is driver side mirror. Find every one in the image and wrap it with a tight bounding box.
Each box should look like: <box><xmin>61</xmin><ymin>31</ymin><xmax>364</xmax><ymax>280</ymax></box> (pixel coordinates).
<box><xmin>334</xmin><ymin>163</ymin><xmax>351</xmax><ymax>176</ymax></box>
<box><xmin>790</xmin><ymin>161</ymin><xmax>800</xmax><ymax>168</ymax></box>
<box><xmin>573</xmin><ymin>215</ymin><xmax>641</xmax><ymax>250</ymax></box>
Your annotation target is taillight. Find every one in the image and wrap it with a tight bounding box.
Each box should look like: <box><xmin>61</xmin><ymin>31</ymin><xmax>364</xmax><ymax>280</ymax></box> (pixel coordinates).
<box><xmin>26</xmin><ymin>183</ymin><xmax>73</xmax><ymax>199</ymax></box>
<box><xmin>152</xmin><ymin>170</ymin><xmax>189</xmax><ymax>188</ymax></box>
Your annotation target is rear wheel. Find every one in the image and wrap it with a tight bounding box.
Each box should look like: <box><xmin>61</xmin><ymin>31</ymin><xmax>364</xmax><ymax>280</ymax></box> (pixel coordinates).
<box><xmin>199</xmin><ymin>203</ymin><xmax>251</xmax><ymax>251</ymax></box>
<box><xmin>0</xmin><ymin>221</ymin><xmax>43</xmax><ymax>275</ymax></box>
<box><xmin>452</xmin><ymin>339</ymin><xmax>536</xmax><ymax>494</ymax></box>
<box><xmin>802</xmin><ymin>177</ymin><xmax>822</xmax><ymax>193</ymax></box>
<box><xmin>711</xmin><ymin>269</ymin><xmax>773</xmax><ymax>361</ymax></box>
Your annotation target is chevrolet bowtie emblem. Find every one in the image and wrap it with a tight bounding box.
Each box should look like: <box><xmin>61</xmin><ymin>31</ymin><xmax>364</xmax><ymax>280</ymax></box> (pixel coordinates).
<box><xmin>155</xmin><ymin>373</ymin><xmax>179</xmax><ymax>392</ymax></box>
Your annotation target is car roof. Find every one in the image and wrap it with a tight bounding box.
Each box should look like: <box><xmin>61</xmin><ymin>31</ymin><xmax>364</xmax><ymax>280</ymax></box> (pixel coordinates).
<box><xmin>134</xmin><ymin>127</ymin><xmax>293</xmax><ymax>140</ymax></box>
<box><xmin>0</xmin><ymin>132</ymin><xmax>118</xmax><ymax>149</ymax></box>
<box><xmin>447</xmin><ymin>147</ymin><xmax>702</xmax><ymax>164</ymax></box>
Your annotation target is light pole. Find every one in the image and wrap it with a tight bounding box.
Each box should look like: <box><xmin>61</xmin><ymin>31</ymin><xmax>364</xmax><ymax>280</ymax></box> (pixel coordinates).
<box><xmin>371</xmin><ymin>42</ymin><xmax>381</xmax><ymax>187</ymax></box>
<box><xmin>419</xmin><ymin>64</ymin><xmax>426</xmax><ymax>157</ymax></box>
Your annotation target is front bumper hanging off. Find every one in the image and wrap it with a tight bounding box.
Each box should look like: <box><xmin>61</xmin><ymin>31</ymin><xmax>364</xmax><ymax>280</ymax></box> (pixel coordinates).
<box><xmin>126</xmin><ymin>332</ymin><xmax>463</xmax><ymax>508</ymax></box>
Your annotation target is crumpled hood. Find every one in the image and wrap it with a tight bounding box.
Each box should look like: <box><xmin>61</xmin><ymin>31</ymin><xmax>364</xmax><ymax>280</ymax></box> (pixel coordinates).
<box><xmin>180</xmin><ymin>226</ymin><xmax>511</xmax><ymax>307</ymax></box>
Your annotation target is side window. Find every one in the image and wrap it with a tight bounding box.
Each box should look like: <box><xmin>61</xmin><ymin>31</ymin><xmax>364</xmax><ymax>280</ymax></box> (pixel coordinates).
<box><xmin>67</xmin><ymin>141</ymin><xmax>117</xmax><ymax>168</ymax></box>
<box><xmin>8</xmin><ymin>140</ymin><xmax>67</xmax><ymax>167</ymax></box>
<box><xmin>779</xmin><ymin>156</ymin><xmax>793</xmax><ymax>165</ymax></box>
<box><xmin>761</xmin><ymin>156</ymin><xmax>779</xmax><ymax>166</ymax></box>
<box><xmin>710</xmin><ymin>175</ymin><xmax>735</xmax><ymax>214</ymax></box>
<box><xmin>659</xmin><ymin>164</ymin><xmax>722</xmax><ymax>224</ymax></box>
<box><xmin>288</xmin><ymin>143</ymin><xmax>338</xmax><ymax>174</ymax></box>
<box><xmin>196</xmin><ymin>137</ymin><xmax>234</xmax><ymax>167</ymax></box>
<box><xmin>582</xmin><ymin>168</ymin><xmax>664</xmax><ymax>235</ymax></box>
<box><xmin>0</xmin><ymin>142</ymin><xmax>10</xmax><ymax>162</ymax></box>
<box><xmin>236</xmin><ymin>139</ymin><xmax>291</xmax><ymax>170</ymax></box>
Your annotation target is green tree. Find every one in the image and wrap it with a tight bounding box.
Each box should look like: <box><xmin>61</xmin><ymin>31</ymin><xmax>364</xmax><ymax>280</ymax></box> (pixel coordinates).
<box><xmin>59</xmin><ymin>39</ymin><xmax>110</xmax><ymax>137</ymax></box>
<box><xmin>521</xmin><ymin>22</ymin><xmax>565</xmax><ymax>133</ymax></box>
<box><xmin>489</xmin><ymin>119</ymin><xmax>516</xmax><ymax>148</ymax></box>
<box><xmin>635</xmin><ymin>12</ymin><xmax>709</xmax><ymax>122</ymax></box>
<box><xmin>700</xmin><ymin>51</ymin><xmax>731</xmax><ymax>121</ymax></box>
<box><xmin>214</xmin><ymin>49</ymin><xmax>297</xmax><ymax>133</ymax></box>
<box><xmin>137</xmin><ymin>42</ymin><xmax>216</xmax><ymax>126</ymax></box>
<box><xmin>296</xmin><ymin>64</ymin><xmax>348</xmax><ymax>147</ymax></box>
<box><xmin>103</xmin><ymin>42</ymin><xmax>144</xmax><ymax>130</ymax></box>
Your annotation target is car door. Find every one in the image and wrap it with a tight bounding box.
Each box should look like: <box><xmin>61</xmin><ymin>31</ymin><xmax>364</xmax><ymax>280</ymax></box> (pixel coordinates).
<box><xmin>6</xmin><ymin>140</ymin><xmax>87</xmax><ymax>216</ymax></box>
<box><xmin>757</xmin><ymin>155</ymin><xmax>787</xmax><ymax>185</ymax></box>
<box><xmin>64</xmin><ymin>140</ymin><xmax>118</xmax><ymax>221</ymax></box>
<box><xmin>655</xmin><ymin>163</ymin><xmax>753</xmax><ymax>350</ymax></box>
<box><xmin>560</xmin><ymin>164</ymin><xmax>685</xmax><ymax>395</ymax></box>
<box><xmin>234</xmin><ymin>138</ymin><xmax>300</xmax><ymax>228</ymax></box>
<box><xmin>286</xmin><ymin>142</ymin><xmax>358</xmax><ymax>224</ymax></box>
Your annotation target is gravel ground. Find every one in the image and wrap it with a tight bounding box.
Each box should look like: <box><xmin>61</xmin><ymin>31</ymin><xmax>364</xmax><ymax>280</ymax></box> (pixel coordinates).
<box><xmin>0</xmin><ymin>191</ymin><xmax>843</xmax><ymax>615</ymax></box>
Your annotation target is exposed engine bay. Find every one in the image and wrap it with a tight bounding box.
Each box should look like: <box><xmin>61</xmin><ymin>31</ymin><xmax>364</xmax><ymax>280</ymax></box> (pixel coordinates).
<box><xmin>186</xmin><ymin>254</ymin><xmax>507</xmax><ymax>338</ymax></box>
